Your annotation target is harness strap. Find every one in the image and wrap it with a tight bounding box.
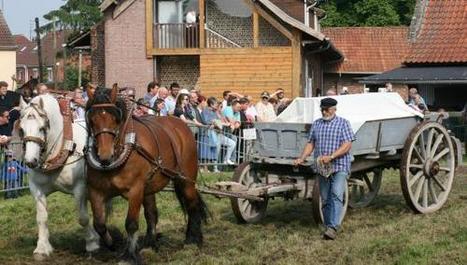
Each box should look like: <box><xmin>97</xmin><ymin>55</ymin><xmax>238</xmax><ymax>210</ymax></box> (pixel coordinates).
<box><xmin>132</xmin><ymin>116</ymin><xmax>190</xmax><ymax>183</ymax></box>
<box><xmin>42</xmin><ymin>98</ymin><xmax>76</xmax><ymax>172</ymax></box>
<box><xmin>23</xmin><ymin>136</ymin><xmax>45</xmax><ymax>146</ymax></box>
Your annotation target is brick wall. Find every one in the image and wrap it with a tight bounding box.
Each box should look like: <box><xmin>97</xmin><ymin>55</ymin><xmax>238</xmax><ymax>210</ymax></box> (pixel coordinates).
<box><xmin>104</xmin><ymin>0</ymin><xmax>153</xmax><ymax>98</ymax></box>
<box><xmin>157</xmin><ymin>56</ymin><xmax>200</xmax><ymax>90</ymax></box>
<box><xmin>91</xmin><ymin>21</ymin><xmax>105</xmax><ymax>87</ymax></box>
<box><xmin>324</xmin><ymin>73</ymin><xmax>409</xmax><ymax>100</ymax></box>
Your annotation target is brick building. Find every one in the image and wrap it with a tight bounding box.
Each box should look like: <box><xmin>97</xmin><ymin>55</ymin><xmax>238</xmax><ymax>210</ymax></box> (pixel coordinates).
<box><xmin>94</xmin><ymin>0</ymin><xmax>343</xmax><ymax>98</ymax></box>
<box><xmin>323</xmin><ymin>27</ymin><xmax>410</xmax><ymax>99</ymax></box>
<box><xmin>15</xmin><ymin>31</ymin><xmax>69</xmax><ymax>86</ymax></box>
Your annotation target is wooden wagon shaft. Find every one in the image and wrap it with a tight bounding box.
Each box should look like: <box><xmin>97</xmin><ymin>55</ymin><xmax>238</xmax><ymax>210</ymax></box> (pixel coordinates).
<box><xmin>197</xmin><ymin>187</ymin><xmax>265</xmax><ymax>202</ymax></box>
<box><xmin>211</xmin><ymin>181</ymin><xmax>304</xmax><ymax>197</ymax></box>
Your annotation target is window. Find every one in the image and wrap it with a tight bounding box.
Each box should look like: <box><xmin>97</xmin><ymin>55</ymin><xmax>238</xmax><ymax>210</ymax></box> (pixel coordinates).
<box><xmin>155</xmin><ymin>0</ymin><xmax>199</xmax><ymax>23</ymax></box>
<box><xmin>32</xmin><ymin>68</ymin><xmax>39</xmax><ymax>78</ymax></box>
<box><xmin>47</xmin><ymin>68</ymin><xmax>53</xmax><ymax>82</ymax></box>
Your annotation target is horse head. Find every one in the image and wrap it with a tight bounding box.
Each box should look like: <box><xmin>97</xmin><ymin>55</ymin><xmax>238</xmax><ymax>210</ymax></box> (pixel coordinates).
<box><xmin>17</xmin><ymin>78</ymin><xmax>38</xmax><ymax>103</ymax></box>
<box><xmin>19</xmin><ymin>97</ymin><xmax>50</xmax><ymax>168</ymax></box>
<box><xmin>86</xmin><ymin>84</ymin><xmax>127</xmax><ymax>165</ymax></box>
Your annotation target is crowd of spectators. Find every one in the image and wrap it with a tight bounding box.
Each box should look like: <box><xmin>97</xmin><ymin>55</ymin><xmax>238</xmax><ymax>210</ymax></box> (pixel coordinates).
<box><xmin>134</xmin><ymin>82</ymin><xmax>293</xmax><ymax>172</ymax></box>
<box><xmin>0</xmin><ymin>81</ymin><xmax>24</xmax><ymax>199</ymax></box>
<box><xmin>1</xmin><ymin>78</ymin><xmax>464</xmax><ymax>189</ymax></box>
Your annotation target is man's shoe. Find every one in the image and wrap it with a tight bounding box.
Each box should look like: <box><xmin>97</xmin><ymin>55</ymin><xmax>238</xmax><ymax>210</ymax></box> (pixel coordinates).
<box><xmin>225</xmin><ymin>160</ymin><xmax>235</xmax><ymax>165</ymax></box>
<box><xmin>323</xmin><ymin>227</ymin><xmax>337</xmax><ymax>240</ymax></box>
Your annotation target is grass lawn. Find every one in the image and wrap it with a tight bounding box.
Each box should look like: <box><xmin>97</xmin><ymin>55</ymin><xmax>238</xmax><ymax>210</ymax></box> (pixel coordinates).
<box><xmin>0</xmin><ymin>167</ymin><xmax>466</xmax><ymax>265</ymax></box>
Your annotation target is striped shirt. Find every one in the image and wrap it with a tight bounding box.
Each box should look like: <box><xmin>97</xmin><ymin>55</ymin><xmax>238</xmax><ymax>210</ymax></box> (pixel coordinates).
<box><xmin>308</xmin><ymin>116</ymin><xmax>355</xmax><ymax>173</ymax></box>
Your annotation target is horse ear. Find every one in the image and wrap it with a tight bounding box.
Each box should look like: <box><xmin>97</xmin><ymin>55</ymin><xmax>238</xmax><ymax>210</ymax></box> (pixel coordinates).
<box><xmin>19</xmin><ymin>96</ymin><xmax>28</xmax><ymax>110</ymax></box>
<box><xmin>110</xmin><ymin>85</ymin><xmax>118</xmax><ymax>103</ymax></box>
<box><xmin>12</xmin><ymin>120</ymin><xmax>20</xmax><ymax>137</ymax></box>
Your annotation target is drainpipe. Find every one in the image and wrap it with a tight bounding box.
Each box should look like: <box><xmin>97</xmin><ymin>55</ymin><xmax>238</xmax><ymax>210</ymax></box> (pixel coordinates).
<box><xmin>304</xmin><ymin>1</ymin><xmax>318</xmax><ymax>28</ymax></box>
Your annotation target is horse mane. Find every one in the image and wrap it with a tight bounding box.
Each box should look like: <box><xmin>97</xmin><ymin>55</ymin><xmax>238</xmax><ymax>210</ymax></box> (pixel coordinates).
<box><xmin>86</xmin><ymin>87</ymin><xmax>128</xmax><ymax>123</ymax></box>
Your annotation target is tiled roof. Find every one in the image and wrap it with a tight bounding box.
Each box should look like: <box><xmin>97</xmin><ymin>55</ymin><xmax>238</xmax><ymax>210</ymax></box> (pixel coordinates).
<box><xmin>15</xmin><ymin>35</ymin><xmax>38</xmax><ymax>66</ymax></box>
<box><xmin>14</xmin><ymin>31</ymin><xmax>68</xmax><ymax>67</ymax></box>
<box><xmin>40</xmin><ymin>30</ymin><xmax>67</xmax><ymax>66</ymax></box>
<box><xmin>323</xmin><ymin>27</ymin><xmax>410</xmax><ymax>73</ymax></box>
<box><xmin>0</xmin><ymin>10</ymin><xmax>16</xmax><ymax>49</ymax></box>
<box><xmin>404</xmin><ymin>0</ymin><xmax>467</xmax><ymax>64</ymax></box>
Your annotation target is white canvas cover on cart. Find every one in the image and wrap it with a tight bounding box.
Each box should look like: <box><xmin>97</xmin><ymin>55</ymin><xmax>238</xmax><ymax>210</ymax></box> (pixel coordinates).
<box><xmin>274</xmin><ymin>93</ymin><xmax>423</xmax><ymax>133</ymax></box>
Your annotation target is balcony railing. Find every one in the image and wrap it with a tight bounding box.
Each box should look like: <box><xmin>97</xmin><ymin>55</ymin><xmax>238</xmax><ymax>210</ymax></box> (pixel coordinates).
<box><xmin>154</xmin><ymin>23</ymin><xmax>199</xmax><ymax>49</ymax></box>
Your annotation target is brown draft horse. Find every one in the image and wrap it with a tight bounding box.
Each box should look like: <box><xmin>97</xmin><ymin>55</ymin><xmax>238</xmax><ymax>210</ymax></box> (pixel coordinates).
<box><xmin>85</xmin><ymin>86</ymin><xmax>207</xmax><ymax>265</ymax></box>
<box><xmin>16</xmin><ymin>78</ymin><xmax>38</xmax><ymax>103</ymax></box>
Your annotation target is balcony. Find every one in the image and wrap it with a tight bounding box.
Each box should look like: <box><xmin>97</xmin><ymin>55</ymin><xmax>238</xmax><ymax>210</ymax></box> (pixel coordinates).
<box><xmin>153</xmin><ymin>23</ymin><xmax>200</xmax><ymax>49</ymax></box>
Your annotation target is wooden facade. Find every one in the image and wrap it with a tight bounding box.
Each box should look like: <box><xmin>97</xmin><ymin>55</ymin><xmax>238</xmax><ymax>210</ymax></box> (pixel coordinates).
<box><xmin>199</xmin><ymin>47</ymin><xmax>293</xmax><ymax>97</ymax></box>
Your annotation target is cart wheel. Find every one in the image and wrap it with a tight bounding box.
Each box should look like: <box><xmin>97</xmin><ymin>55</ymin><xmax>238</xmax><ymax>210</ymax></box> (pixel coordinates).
<box><xmin>311</xmin><ymin>177</ymin><xmax>349</xmax><ymax>225</ymax></box>
<box><xmin>348</xmin><ymin>169</ymin><xmax>383</xmax><ymax>209</ymax></box>
<box><xmin>230</xmin><ymin>162</ymin><xmax>268</xmax><ymax>223</ymax></box>
<box><xmin>401</xmin><ymin>121</ymin><xmax>456</xmax><ymax>214</ymax></box>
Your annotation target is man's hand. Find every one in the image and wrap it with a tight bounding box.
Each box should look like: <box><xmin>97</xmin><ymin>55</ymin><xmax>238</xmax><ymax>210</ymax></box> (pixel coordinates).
<box><xmin>0</xmin><ymin>135</ymin><xmax>10</xmax><ymax>145</ymax></box>
<box><xmin>320</xmin><ymin>155</ymin><xmax>333</xmax><ymax>164</ymax></box>
<box><xmin>293</xmin><ymin>158</ymin><xmax>304</xmax><ymax>166</ymax></box>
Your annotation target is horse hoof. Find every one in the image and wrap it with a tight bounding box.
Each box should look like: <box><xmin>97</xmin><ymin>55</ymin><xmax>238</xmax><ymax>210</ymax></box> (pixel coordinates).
<box><xmin>33</xmin><ymin>253</ymin><xmax>48</xmax><ymax>261</ymax></box>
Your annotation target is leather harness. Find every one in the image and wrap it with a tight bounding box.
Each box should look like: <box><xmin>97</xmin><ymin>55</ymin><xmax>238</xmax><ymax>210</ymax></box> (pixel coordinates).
<box><xmin>86</xmin><ymin>101</ymin><xmax>188</xmax><ymax>183</ymax></box>
<box><xmin>22</xmin><ymin>98</ymin><xmax>76</xmax><ymax>172</ymax></box>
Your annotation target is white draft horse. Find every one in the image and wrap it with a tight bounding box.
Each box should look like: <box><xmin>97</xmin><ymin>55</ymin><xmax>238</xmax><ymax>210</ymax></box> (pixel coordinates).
<box><xmin>17</xmin><ymin>94</ymin><xmax>100</xmax><ymax>260</ymax></box>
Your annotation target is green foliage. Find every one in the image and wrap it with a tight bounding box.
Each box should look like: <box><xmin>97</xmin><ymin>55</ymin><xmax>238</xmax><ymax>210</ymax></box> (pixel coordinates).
<box><xmin>322</xmin><ymin>0</ymin><xmax>416</xmax><ymax>27</ymax></box>
<box><xmin>41</xmin><ymin>0</ymin><xmax>103</xmax><ymax>34</ymax></box>
<box><xmin>354</xmin><ymin>0</ymin><xmax>400</xmax><ymax>26</ymax></box>
<box><xmin>64</xmin><ymin>66</ymin><xmax>89</xmax><ymax>90</ymax></box>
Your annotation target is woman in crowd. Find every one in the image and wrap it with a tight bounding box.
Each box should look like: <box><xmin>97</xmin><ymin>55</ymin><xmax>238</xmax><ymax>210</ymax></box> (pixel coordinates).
<box><xmin>153</xmin><ymin>98</ymin><xmax>166</xmax><ymax>117</ymax></box>
<box><xmin>201</xmin><ymin>97</ymin><xmax>237</xmax><ymax>170</ymax></box>
<box><xmin>133</xmin><ymin>98</ymin><xmax>150</xmax><ymax>117</ymax></box>
<box><xmin>174</xmin><ymin>92</ymin><xmax>203</xmax><ymax>126</ymax></box>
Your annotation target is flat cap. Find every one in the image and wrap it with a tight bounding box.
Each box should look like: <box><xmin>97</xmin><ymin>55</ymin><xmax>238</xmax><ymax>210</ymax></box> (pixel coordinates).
<box><xmin>260</xmin><ymin>91</ymin><xmax>270</xmax><ymax>99</ymax></box>
<box><xmin>320</xmin><ymin>97</ymin><xmax>337</xmax><ymax>108</ymax></box>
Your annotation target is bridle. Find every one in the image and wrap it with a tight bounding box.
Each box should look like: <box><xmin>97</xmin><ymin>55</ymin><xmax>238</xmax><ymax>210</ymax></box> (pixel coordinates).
<box><xmin>22</xmin><ymin>103</ymin><xmax>50</xmax><ymax>154</ymax></box>
<box><xmin>86</xmin><ymin>103</ymin><xmax>123</xmax><ymax>141</ymax></box>
<box><xmin>86</xmin><ymin>100</ymin><xmax>136</xmax><ymax>170</ymax></box>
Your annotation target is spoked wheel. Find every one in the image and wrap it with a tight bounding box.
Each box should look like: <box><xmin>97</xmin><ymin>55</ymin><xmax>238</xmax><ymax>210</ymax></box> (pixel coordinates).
<box><xmin>401</xmin><ymin>121</ymin><xmax>456</xmax><ymax>214</ymax></box>
<box><xmin>230</xmin><ymin>162</ymin><xmax>268</xmax><ymax>223</ymax></box>
<box><xmin>311</xmin><ymin>177</ymin><xmax>349</xmax><ymax>225</ymax></box>
<box><xmin>348</xmin><ymin>169</ymin><xmax>383</xmax><ymax>209</ymax></box>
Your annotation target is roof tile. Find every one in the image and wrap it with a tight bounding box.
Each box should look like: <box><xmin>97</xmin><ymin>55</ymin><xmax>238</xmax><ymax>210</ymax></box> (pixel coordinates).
<box><xmin>0</xmin><ymin>10</ymin><xmax>16</xmax><ymax>49</ymax></box>
<box><xmin>323</xmin><ymin>27</ymin><xmax>410</xmax><ymax>73</ymax></box>
<box><xmin>405</xmin><ymin>0</ymin><xmax>467</xmax><ymax>64</ymax></box>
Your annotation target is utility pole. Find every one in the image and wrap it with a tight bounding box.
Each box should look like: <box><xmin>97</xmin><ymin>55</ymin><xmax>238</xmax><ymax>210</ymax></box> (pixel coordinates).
<box><xmin>78</xmin><ymin>49</ymin><xmax>82</xmax><ymax>88</ymax></box>
<box><xmin>53</xmin><ymin>17</ymin><xmax>57</xmax><ymax>89</ymax></box>
<box><xmin>35</xmin><ymin>17</ymin><xmax>44</xmax><ymax>83</ymax></box>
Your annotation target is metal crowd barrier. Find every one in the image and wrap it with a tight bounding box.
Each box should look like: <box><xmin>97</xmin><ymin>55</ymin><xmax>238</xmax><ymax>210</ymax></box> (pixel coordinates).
<box><xmin>0</xmin><ymin>140</ymin><xmax>29</xmax><ymax>197</ymax></box>
<box><xmin>0</xmin><ymin>123</ymin><xmax>257</xmax><ymax>196</ymax></box>
<box><xmin>188</xmin><ymin>124</ymin><xmax>256</xmax><ymax>169</ymax></box>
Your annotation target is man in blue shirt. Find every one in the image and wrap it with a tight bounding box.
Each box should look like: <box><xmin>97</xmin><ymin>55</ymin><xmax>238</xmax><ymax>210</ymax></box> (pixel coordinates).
<box><xmin>294</xmin><ymin>98</ymin><xmax>354</xmax><ymax>240</ymax></box>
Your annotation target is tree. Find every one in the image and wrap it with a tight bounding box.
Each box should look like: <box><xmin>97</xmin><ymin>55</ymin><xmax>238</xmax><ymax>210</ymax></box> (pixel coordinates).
<box><xmin>41</xmin><ymin>0</ymin><xmax>103</xmax><ymax>34</ymax></box>
<box><xmin>354</xmin><ymin>0</ymin><xmax>400</xmax><ymax>26</ymax></box>
<box><xmin>321</xmin><ymin>0</ymin><xmax>416</xmax><ymax>27</ymax></box>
